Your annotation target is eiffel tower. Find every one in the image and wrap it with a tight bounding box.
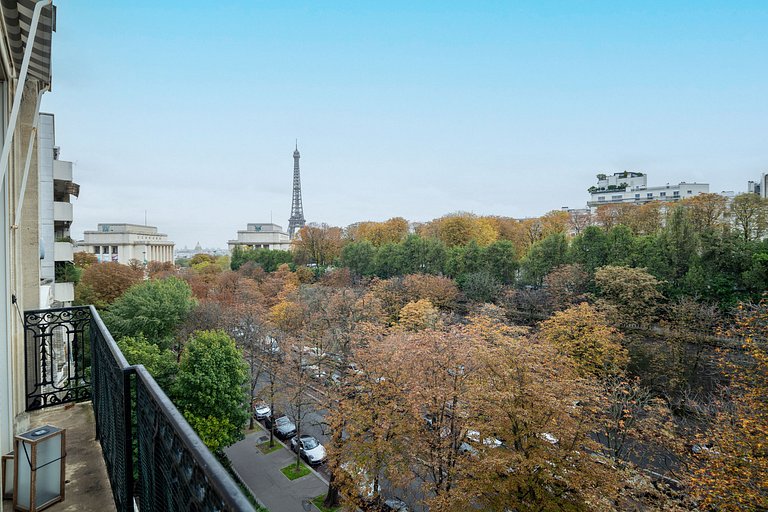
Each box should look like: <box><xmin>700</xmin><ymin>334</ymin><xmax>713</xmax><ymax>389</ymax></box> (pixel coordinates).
<box><xmin>287</xmin><ymin>142</ymin><xmax>306</xmax><ymax>238</ymax></box>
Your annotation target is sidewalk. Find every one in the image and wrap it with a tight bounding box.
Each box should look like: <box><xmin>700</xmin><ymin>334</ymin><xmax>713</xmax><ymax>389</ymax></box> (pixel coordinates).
<box><xmin>225</xmin><ymin>426</ymin><xmax>329</xmax><ymax>512</ymax></box>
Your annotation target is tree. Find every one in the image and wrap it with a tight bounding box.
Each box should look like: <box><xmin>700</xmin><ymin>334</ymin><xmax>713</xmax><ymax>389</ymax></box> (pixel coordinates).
<box><xmin>402</xmin><ymin>274</ymin><xmax>459</xmax><ymax>310</ymax></box>
<box><xmin>74</xmin><ymin>262</ymin><xmax>143</xmax><ymax>309</ymax></box>
<box><xmin>373</xmin><ymin>242</ymin><xmax>404</xmax><ymax>278</ymax></box>
<box><xmin>105</xmin><ymin>276</ymin><xmax>196</xmax><ymax>349</ymax></box>
<box><xmin>117</xmin><ymin>335</ymin><xmax>178</xmax><ymax>389</ymax></box>
<box><xmin>459</xmin><ymin>271</ymin><xmax>501</xmax><ymax>303</ymax></box>
<box><xmin>543</xmin><ymin>263</ymin><xmax>591</xmax><ymax>311</ymax></box>
<box><xmin>569</xmin><ymin>226</ymin><xmax>609</xmax><ymax>272</ymax></box>
<box><xmin>682</xmin><ymin>193</ymin><xmax>728</xmax><ymax>232</ymax></box>
<box><xmin>172</xmin><ymin>330</ymin><xmax>250</xmax><ymax>452</ymax></box>
<box><xmin>400</xmin><ymin>235</ymin><xmax>448</xmax><ymax>275</ymax></box>
<box><xmin>519</xmin><ymin>233</ymin><xmax>568</xmax><ymax>286</ymax></box>
<box><xmin>730</xmin><ymin>193</ymin><xmax>768</xmax><ymax>241</ymax></box>
<box><xmin>346</xmin><ymin>217</ymin><xmax>409</xmax><ymax>246</ymax></box>
<box><xmin>483</xmin><ymin>239</ymin><xmax>518</xmax><ymax>285</ymax></box>
<box><xmin>606</xmin><ymin>225</ymin><xmax>635</xmax><ymax>266</ymax></box>
<box><xmin>690</xmin><ymin>299</ymin><xmax>768</xmax><ymax>510</ymax></box>
<box><xmin>594</xmin><ymin>265</ymin><xmax>664</xmax><ymax>328</ymax></box>
<box><xmin>73</xmin><ymin>251</ymin><xmax>97</xmax><ymax>269</ymax></box>
<box><xmin>398</xmin><ymin>299</ymin><xmax>439</xmax><ymax>331</ymax></box>
<box><xmin>538</xmin><ymin>302</ymin><xmax>628</xmax><ymax>378</ymax></box>
<box><xmin>340</xmin><ymin>240</ymin><xmax>376</xmax><ymax>277</ymax></box>
<box><xmin>293</xmin><ymin>223</ymin><xmax>344</xmax><ymax>268</ymax></box>
<box><xmin>230</xmin><ymin>246</ymin><xmax>294</xmax><ymax>272</ymax></box>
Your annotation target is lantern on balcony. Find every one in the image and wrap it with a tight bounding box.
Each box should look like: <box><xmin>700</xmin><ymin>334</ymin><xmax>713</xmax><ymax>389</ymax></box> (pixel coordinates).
<box><xmin>13</xmin><ymin>425</ymin><xmax>66</xmax><ymax>512</ymax></box>
<box><xmin>2</xmin><ymin>451</ymin><xmax>13</xmax><ymax>499</ymax></box>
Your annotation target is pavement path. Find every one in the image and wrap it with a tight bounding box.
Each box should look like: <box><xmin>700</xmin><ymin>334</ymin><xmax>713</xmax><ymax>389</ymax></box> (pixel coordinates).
<box><xmin>225</xmin><ymin>425</ymin><xmax>329</xmax><ymax>512</ymax></box>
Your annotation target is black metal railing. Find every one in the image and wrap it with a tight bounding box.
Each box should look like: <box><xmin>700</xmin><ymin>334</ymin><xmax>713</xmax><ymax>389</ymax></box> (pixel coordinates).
<box><xmin>24</xmin><ymin>306</ymin><xmax>255</xmax><ymax>512</ymax></box>
<box><xmin>90</xmin><ymin>306</ymin><xmax>134</xmax><ymax>512</ymax></box>
<box><xmin>134</xmin><ymin>366</ymin><xmax>253</xmax><ymax>511</ymax></box>
<box><xmin>23</xmin><ymin>306</ymin><xmax>92</xmax><ymax>410</ymax></box>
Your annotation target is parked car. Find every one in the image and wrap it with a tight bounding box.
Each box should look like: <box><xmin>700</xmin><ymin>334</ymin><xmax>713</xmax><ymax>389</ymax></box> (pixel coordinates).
<box><xmin>253</xmin><ymin>403</ymin><xmax>271</xmax><ymax>420</ymax></box>
<box><xmin>268</xmin><ymin>415</ymin><xmax>297</xmax><ymax>439</ymax></box>
<box><xmin>290</xmin><ymin>434</ymin><xmax>327</xmax><ymax>465</ymax></box>
<box><xmin>382</xmin><ymin>497</ymin><xmax>410</xmax><ymax>511</ymax></box>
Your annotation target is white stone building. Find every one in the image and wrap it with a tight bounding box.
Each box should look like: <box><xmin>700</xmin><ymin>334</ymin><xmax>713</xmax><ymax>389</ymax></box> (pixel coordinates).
<box><xmin>78</xmin><ymin>223</ymin><xmax>175</xmax><ymax>264</ymax></box>
<box><xmin>587</xmin><ymin>172</ymin><xmax>709</xmax><ymax>210</ymax></box>
<box><xmin>228</xmin><ymin>223</ymin><xmax>292</xmax><ymax>251</ymax></box>
<box><xmin>38</xmin><ymin>113</ymin><xmax>78</xmax><ymax>306</ymax></box>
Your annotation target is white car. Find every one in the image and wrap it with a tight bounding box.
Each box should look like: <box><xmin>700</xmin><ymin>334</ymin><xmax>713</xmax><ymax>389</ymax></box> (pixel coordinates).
<box><xmin>253</xmin><ymin>403</ymin><xmax>271</xmax><ymax>420</ymax></box>
<box><xmin>290</xmin><ymin>435</ymin><xmax>327</xmax><ymax>465</ymax></box>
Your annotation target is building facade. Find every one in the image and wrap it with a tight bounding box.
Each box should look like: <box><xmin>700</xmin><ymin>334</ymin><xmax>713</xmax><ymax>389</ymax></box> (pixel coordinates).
<box><xmin>78</xmin><ymin>223</ymin><xmax>175</xmax><ymax>264</ymax></box>
<box><xmin>38</xmin><ymin>113</ymin><xmax>78</xmax><ymax>306</ymax></box>
<box><xmin>0</xmin><ymin>0</ymin><xmax>58</xmax><ymax>476</ymax></box>
<box><xmin>747</xmin><ymin>173</ymin><xmax>768</xmax><ymax>199</ymax></box>
<box><xmin>228</xmin><ymin>222</ymin><xmax>292</xmax><ymax>252</ymax></box>
<box><xmin>587</xmin><ymin>172</ymin><xmax>709</xmax><ymax>210</ymax></box>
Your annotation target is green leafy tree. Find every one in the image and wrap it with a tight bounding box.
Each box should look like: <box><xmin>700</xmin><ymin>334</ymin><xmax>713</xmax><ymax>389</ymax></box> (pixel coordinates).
<box><xmin>520</xmin><ymin>233</ymin><xmax>568</xmax><ymax>286</ymax></box>
<box><xmin>374</xmin><ymin>243</ymin><xmax>404</xmax><ymax>278</ymax></box>
<box><xmin>606</xmin><ymin>225</ymin><xmax>635</xmax><ymax>266</ymax></box>
<box><xmin>459</xmin><ymin>271</ymin><xmax>501</xmax><ymax>303</ymax></box>
<box><xmin>172</xmin><ymin>330</ymin><xmax>249</xmax><ymax>452</ymax></box>
<box><xmin>117</xmin><ymin>335</ymin><xmax>178</xmax><ymax>389</ymax></box>
<box><xmin>341</xmin><ymin>240</ymin><xmax>377</xmax><ymax>277</ymax></box>
<box><xmin>483</xmin><ymin>239</ymin><xmax>518</xmax><ymax>284</ymax></box>
<box><xmin>105</xmin><ymin>276</ymin><xmax>196</xmax><ymax>349</ymax></box>
<box><xmin>400</xmin><ymin>235</ymin><xmax>448</xmax><ymax>275</ymax></box>
<box><xmin>569</xmin><ymin>226</ymin><xmax>608</xmax><ymax>272</ymax></box>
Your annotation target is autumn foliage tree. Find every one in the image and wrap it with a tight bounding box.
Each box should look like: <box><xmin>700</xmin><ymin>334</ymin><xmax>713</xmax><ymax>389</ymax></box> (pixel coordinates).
<box><xmin>75</xmin><ymin>261</ymin><xmax>143</xmax><ymax>309</ymax></box>
<box><xmin>538</xmin><ymin>302</ymin><xmax>628</xmax><ymax>378</ymax></box>
<box><xmin>690</xmin><ymin>299</ymin><xmax>768</xmax><ymax>510</ymax></box>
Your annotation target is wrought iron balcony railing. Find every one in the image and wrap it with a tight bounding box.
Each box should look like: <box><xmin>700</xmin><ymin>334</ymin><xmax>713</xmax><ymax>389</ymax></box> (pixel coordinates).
<box><xmin>23</xmin><ymin>306</ymin><xmax>255</xmax><ymax>512</ymax></box>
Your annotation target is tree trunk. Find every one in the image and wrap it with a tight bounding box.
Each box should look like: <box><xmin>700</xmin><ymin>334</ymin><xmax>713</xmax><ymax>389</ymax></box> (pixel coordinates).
<box><xmin>324</xmin><ymin>472</ymin><xmax>341</xmax><ymax>508</ymax></box>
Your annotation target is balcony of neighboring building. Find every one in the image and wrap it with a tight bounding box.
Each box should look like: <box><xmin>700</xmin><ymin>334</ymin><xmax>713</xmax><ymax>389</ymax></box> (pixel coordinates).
<box><xmin>52</xmin><ymin>282</ymin><xmax>74</xmax><ymax>302</ymax></box>
<box><xmin>53</xmin><ymin>241</ymin><xmax>73</xmax><ymax>262</ymax></box>
<box><xmin>12</xmin><ymin>306</ymin><xmax>256</xmax><ymax>512</ymax></box>
<box><xmin>53</xmin><ymin>160</ymin><xmax>73</xmax><ymax>182</ymax></box>
<box><xmin>53</xmin><ymin>202</ymin><xmax>73</xmax><ymax>223</ymax></box>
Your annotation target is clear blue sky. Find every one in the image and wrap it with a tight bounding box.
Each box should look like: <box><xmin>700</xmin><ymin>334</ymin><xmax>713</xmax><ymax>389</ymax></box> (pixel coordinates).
<box><xmin>43</xmin><ymin>1</ymin><xmax>768</xmax><ymax>248</ymax></box>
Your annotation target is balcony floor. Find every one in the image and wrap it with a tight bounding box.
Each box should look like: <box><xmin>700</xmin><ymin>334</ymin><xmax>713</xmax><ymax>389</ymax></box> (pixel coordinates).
<box><xmin>3</xmin><ymin>403</ymin><xmax>117</xmax><ymax>512</ymax></box>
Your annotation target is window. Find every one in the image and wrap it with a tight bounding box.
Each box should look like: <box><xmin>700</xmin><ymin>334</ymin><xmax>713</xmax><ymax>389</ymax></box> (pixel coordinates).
<box><xmin>687</xmin><ymin>190</ymin><xmax>692</xmax><ymax>194</ymax></box>
<box><xmin>102</xmin><ymin>246</ymin><xmax>109</xmax><ymax>254</ymax></box>
<box><xmin>94</xmin><ymin>246</ymin><xmax>100</xmax><ymax>254</ymax></box>
<box><xmin>612</xmin><ymin>195</ymin><xmax>623</xmax><ymax>200</ymax></box>
<box><xmin>673</xmin><ymin>191</ymin><xmax>680</xmax><ymax>197</ymax></box>
<box><xmin>660</xmin><ymin>192</ymin><xmax>666</xmax><ymax>197</ymax></box>
<box><xmin>647</xmin><ymin>193</ymin><xmax>653</xmax><ymax>198</ymax></box>
<box><xmin>111</xmin><ymin>246</ymin><xmax>118</xmax><ymax>254</ymax></box>
<box><xmin>598</xmin><ymin>196</ymin><xmax>605</xmax><ymax>202</ymax></box>
<box><xmin>635</xmin><ymin>194</ymin><xmax>640</xmax><ymax>199</ymax></box>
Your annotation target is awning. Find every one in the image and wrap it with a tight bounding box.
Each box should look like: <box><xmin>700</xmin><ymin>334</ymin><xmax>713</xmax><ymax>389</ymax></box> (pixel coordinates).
<box><xmin>0</xmin><ymin>0</ymin><xmax>55</xmax><ymax>83</ymax></box>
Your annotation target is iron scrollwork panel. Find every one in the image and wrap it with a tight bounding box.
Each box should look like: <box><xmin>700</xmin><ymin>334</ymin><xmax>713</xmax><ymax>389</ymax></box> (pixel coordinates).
<box><xmin>24</xmin><ymin>306</ymin><xmax>92</xmax><ymax>411</ymax></box>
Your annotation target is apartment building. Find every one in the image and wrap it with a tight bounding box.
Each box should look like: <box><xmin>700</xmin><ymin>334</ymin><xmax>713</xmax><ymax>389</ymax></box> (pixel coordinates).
<box><xmin>747</xmin><ymin>173</ymin><xmax>768</xmax><ymax>199</ymax></box>
<box><xmin>587</xmin><ymin>172</ymin><xmax>709</xmax><ymax>210</ymax></box>
<box><xmin>78</xmin><ymin>223</ymin><xmax>175</xmax><ymax>264</ymax></box>
<box><xmin>38</xmin><ymin>113</ymin><xmax>79</xmax><ymax>306</ymax></box>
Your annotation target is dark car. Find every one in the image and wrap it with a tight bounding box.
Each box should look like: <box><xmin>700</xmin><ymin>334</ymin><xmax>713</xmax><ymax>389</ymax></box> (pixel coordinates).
<box><xmin>272</xmin><ymin>415</ymin><xmax>297</xmax><ymax>439</ymax></box>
